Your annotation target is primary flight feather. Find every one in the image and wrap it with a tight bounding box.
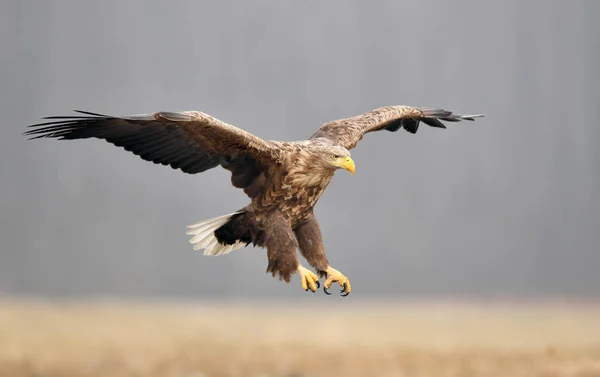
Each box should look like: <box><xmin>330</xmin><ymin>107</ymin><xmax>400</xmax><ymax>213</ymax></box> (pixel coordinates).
<box><xmin>25</xmin><ymin>105</ymin><xmax>484</xmax><ymax>296</ymax></box>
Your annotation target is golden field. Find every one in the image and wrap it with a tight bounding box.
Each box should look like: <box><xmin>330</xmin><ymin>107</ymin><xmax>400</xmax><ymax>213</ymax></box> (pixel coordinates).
<box><xmin>1</xmin><ymin>298</ymin><xmax>600</xmax><ymax>377</ymax></box>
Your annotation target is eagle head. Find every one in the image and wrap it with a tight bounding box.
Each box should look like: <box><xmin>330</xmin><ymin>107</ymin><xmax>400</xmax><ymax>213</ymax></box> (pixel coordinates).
<box><xmin>322</xmin><ymin>145</ymin><xmax>355</xmax><ymax>175</ymax></box>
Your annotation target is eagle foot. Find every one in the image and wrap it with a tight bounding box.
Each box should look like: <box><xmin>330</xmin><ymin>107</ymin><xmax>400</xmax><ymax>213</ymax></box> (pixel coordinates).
<box><xmin>297</xmin><ymin>265</ymin><xmax>320</xmax><ymax>293</ymax></box>
<box><xmin>323</xmin><ymin>267</ymin><xmax>351</xmax><ymax>297</ymax></box>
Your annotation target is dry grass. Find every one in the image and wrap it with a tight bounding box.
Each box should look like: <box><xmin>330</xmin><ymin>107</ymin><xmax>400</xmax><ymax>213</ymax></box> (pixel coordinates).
<box><xmin>1</xmin><ymin>298</ymin><xmax>600</xmax><ymax>377</ymax></box>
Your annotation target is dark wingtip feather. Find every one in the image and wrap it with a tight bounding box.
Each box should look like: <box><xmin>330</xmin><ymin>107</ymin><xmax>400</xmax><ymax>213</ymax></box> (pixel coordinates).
<box><xmin>23</xmin><ymin>111</ymin><xmax>223</xmax><ymax>175</ymax></box>
<box><xmin>42</xmin><ymin>115</ymin><xmax>99</xmax><ymax>120</ymax></box>
<box><xmin>420</xmin><ymin>108</ymin><xmax>453</xmax><ymax>118</ymax></box>
<box><xmin>24</xmin><ymin>110</ymin><xmax>112</xmax><ymax>141</ymax></box>
<box><xmin>382</xmin><ymin>107</ymin><xmax>485</xmax><ymax>135</ymax></box>
<box><xmin>401</xmin><ymin>118</ymin><xmax>420</xmax><ymax>133</ymax></box>
<box><xmin>458</xmin><ymin>114</ymin><xmax>486</xmax><ymax>121</ymax></box>
<box><xmin>420</xmin><ymin>107</ymin><xmax>485</xmax><ymax>120</ymax></box>
<box><xmin>421</xmin><ymin>118</ymin><xmax>447</xmax><ymax>129</ymax></box>
<box><xmin>73</xmin><ymin>110</ymin><xmax>109</xmax><ymax>117</ymax></box>
<box><xmin>416</xmin><ymin>107</ymin><xmax>484</xmax><ymax>132</ymax></box>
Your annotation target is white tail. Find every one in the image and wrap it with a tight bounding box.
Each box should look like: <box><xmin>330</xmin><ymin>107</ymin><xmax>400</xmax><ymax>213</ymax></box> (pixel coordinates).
<box><xmin>185</xmin><ymin>211</ymin><xmax>247</xmax><ymax>256</ymax></box>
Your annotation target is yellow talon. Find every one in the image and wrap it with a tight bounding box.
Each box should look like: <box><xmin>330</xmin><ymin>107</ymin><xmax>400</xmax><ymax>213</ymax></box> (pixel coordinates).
<box><xmin>323</xmin><ymin>266</ymin><xmax>351</xmax><ymax>296</ymax></box>
<box><xmin>297</xmin><ymin>265</ymin><xmax>320</xmax><ymax>292</ymax></box>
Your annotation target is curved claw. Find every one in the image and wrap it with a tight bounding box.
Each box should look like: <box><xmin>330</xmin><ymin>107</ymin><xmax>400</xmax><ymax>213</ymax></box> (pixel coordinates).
<box><xmin>298</xmin><ymin>265</ymin><xmax>319</xmax><ymax>292</ymax></box>
<box><xmin>340</xmin><ymin>282</ymin><xmax>350</xmax><ymax>297</ymax></box>
<box><xmin>341</xmin><ymin>282</ymin><xmax>350</xmax><ymax>297</ymax></box>
<box><xmin>323</xmin><ymin>267</ymin><xmax>351</xmax><ymax>296</ymax></box>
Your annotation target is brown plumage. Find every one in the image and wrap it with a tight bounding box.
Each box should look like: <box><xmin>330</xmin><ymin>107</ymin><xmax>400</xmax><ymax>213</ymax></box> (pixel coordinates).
<box><xmin>25</xmin><ymin>105</ymin><xmax>484</xmax><ymax>296</ymax></box>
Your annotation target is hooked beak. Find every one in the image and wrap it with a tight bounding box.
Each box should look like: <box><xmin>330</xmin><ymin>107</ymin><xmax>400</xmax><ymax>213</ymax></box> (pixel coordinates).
<box><xmin>340</xmin><ymin>156</ymin><xmax>355</xmax><ymax>175</ymax></box>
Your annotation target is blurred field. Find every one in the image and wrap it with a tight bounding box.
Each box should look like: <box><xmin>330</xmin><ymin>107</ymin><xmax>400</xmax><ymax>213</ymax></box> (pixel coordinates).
<box><xmin>1</xmin><ymin>298</ymin><xmax>600</xmax><ymax>377</ymax></box>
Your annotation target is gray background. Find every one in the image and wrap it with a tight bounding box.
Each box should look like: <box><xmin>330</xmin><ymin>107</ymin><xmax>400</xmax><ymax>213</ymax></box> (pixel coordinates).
<box><xmin>1</xmin><ymin>0</ymin><xmax>598</xmax><ymax>299</ymax></box>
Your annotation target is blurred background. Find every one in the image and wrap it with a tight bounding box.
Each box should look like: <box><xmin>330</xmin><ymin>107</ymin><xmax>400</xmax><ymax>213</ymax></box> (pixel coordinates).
<box><xmin>2</xmin><ymin>0</ymin><xmax>598</xmax><ymax>300</ymax></box>
<box><xmin>2</xmin><ymin>1</ymin><xmax>600</xmax><ymax>376</ymax></box>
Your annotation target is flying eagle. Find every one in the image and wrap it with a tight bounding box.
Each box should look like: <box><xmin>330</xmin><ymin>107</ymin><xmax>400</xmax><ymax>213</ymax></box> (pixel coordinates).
<box><xmin>25</xmin><ymin>105</ymin><xmax>484</xmax><ymax>296</ymax></box>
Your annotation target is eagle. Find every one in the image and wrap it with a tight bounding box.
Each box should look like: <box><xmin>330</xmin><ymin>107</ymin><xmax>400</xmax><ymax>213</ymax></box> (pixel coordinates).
<box><xmin>25</xmin><ymin>105</ymin><xmax>484</xmax><ymax>296</ymax></box>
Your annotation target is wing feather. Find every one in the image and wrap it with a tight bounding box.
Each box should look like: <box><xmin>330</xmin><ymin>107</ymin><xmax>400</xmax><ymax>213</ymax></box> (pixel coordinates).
<box><xmin>310</xmin><ymin>105</ymin><xmax>485</xmax><ymax>150</ymax></box>
<box><xmin>24</xmin><ymin>110</ymin><xmax>279</xmax><ymax>175</ymax></box>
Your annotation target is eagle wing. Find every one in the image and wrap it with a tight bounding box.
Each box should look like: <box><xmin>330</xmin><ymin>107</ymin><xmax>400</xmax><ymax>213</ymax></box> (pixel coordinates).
<box><xmin>24</xmin><ymin>110</ymin><xmax>280</xmax><ymax>175</ymax></box>
<box><xmin>310</xmin><ymin>106</ymin><xmax>485</xmax><ymax>150</ymax></box>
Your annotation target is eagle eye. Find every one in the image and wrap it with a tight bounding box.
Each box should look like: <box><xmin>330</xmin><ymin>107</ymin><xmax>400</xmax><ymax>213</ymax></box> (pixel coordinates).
<box><xmin>333</xmin><ymin>154</ymin><xmax>341</xmax><ymax>159</ymax></box>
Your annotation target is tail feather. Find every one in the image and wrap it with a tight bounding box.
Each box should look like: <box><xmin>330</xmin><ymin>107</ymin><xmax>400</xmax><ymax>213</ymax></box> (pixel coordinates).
<box><xmin>186</xmin><ymin>211</ymin><xmax>247</xmax><ymax>256</ymax></box>
<box><xmin>186</xmin><ymin>212</ymin><xmax>239</xmax><ymax>230</ymax></box>
<box><xmin>189</xmin><ymin>231</ymin><xmax>213</xmax><ymax>246</ymax></box>
<box><xmin>203</xmin><ymin>238</ymin><xmax>219</xmax><ymax>254</ymax></box>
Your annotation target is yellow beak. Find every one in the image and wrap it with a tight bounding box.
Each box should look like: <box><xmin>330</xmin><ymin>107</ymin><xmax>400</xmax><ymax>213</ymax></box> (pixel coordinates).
<box><xmin>340</xmin><ymin>156</ymin><xmax>355</xmax><ymax>175</ymax></box>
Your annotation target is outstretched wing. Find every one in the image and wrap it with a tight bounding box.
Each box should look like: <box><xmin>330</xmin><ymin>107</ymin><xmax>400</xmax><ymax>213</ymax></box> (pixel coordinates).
<box><xmin>24</xmin><ymin>110</ymin><xmax>280</xmax><ymax>175</ymax></box>
<box><xmin>310</xmin><ymin>106</ymin><xmax>485</xmax><ymax>150</ymax></box>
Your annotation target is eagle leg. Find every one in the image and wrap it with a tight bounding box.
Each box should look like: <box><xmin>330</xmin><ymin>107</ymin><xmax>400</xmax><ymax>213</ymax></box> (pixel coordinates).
<box><xmin>323</xmin><ymin>266</ymin><xmax>351</xmax><ymax>297</ymax></box>
<box><xmin>297</xmin><ymin>265</ymin><xmax>320</xmax><ymax>293</ymax></box>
